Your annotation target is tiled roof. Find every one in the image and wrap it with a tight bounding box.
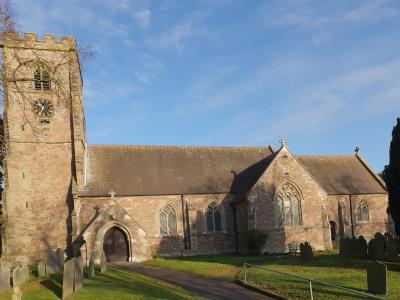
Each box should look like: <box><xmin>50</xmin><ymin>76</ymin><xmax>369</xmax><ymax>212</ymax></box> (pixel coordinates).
<box><xmin>80</xmin><ymin>144</ymin><xmax>275</xmax><ymax>196</ymax></box>
<box><xmin>297</xmin><ymin>155</ymin><xmax>386</xmax><ymax>195</ymax></box>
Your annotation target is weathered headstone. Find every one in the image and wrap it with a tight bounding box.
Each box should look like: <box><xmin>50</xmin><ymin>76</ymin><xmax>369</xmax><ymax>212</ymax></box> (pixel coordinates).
<box><xmin>21</xmin><ymin>264</ymin><xmax>29</xmax><ymax>282</ymax></box>
<box><xmin>12</xmin><ymin>286</ymin><xmax>22</xmax><ymax>300</ymax></box>
<box><xmin>0</xmin><ymin>261</ymin><xmax>11</xmax><ymax>292</ymax></box>
<box><xmin>367</xmin><ymin>261</ymin><xmax>387</xmax><ymax>295</ymax></box>
<box><xmin>375</xmin><ymin>233</ymin><xmax>385</xmax><ymax>260</ymax></box>
<box><xmin>340</xmin><ymin>237</ymin><xmax>351</xmax><ymax>257</ymax></box>
<box><xmin>385</xmin><ymin>233</ymin><xmax>399</xmax><ymax>262</ymax></box>
<box><xmin>74</xmin><ymin>257</ymin><xmax>83</xmax><ymax>292</ymax></box>
<box><xmin>12</xmin><ymin>266</ymin><xmax>23</xmax><ymax>288</ymax></box>
<box><xmin>350</xmin><ymin>237</ymin><xmax>358</xmax><ymax>257</ymax></box>
<box><xmin>38</xmin><ymin>262</ymin><xmax>46</xmax><ymax>277</ymax></box>
<box><xmin>100</xmin><ymin>250</ymin><xmax>107</xmax><ymax>273</ymax></box>
<box><xmin>357</xmin><ymin>236</ymin><xmax>367</xmax><ymax>258</ymax></box>
<box><xmin>62</xmin><ymin>259</ymin><xmax>75</xmax><ymax>299</ymax></box>
<box><xmin>47</xmin><ymin>247</ymin><xmax>64</xmax><ymax>274</ymax></box>
<box><xmin>88</xmin><ymin>256</ymin><xmax>95</xmax><ymax>278</ymax></box>
<box><xmin>300</xmin><ymin>242</ymin><xmax>313</xmax><ymax>259</ymax></box>
<box><xmin>57</xmin><ymin>248</ymin><xmax>65</xmax><ymax>271</ymax></box>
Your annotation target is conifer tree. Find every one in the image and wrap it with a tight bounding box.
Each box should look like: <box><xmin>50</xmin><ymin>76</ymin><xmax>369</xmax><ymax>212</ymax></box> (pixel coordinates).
<box><xmin>387</xmin><ymin>118</ymin><xmax>400</xmax><ymax>235</ymax></box>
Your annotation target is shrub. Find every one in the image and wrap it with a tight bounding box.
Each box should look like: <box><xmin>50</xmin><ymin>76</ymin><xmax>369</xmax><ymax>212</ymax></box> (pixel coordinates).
<box><xmin>244</xmin><ymin>229</ymin><xmax>268</xmax><ymax>256</ymax></box>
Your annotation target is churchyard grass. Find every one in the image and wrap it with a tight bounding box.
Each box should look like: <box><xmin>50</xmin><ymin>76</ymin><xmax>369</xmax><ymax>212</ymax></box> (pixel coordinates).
<box><xmin>0</xmin><ymin>266</ymin><xmax>201</xmax><ymax>299</ymax></box>
<box><xmin>144</xmin><ymin>252</ymin><xmax>400</xmax><ymax>299</ymax></box>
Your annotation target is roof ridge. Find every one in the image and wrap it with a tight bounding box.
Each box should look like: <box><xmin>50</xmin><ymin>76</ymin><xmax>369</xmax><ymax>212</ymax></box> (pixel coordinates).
<box><xmin>297</xmin><ymin>154</ymin><xmax>355</xmax><ymax>158</ymax></box>
<box><xmin>88</xmin><ymin>144</ymin><xmax>270</xmax><ymax>151</ymax></box>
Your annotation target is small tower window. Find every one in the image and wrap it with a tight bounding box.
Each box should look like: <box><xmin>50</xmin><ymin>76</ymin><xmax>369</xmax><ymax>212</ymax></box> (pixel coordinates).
<box><xmin>34</xmin><ymin>66</ymin><xmax>51</xmax><ymax>91</ymax></box>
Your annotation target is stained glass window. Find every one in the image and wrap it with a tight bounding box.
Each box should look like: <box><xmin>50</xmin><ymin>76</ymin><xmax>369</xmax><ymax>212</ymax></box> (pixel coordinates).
<box><xmin>160</xmin><ymin>205</ymin><xmax>177</xmax><ymax>235</ymax></box>
<box><xmin>276</xmin><ymin>182</ymin><xmax>302</xmax><ymax>226</ymax></box>
<box><xmin>206</xmin><ymin>202</ymin><xmax>222</xmax><ymax>232</ymax></box>
<box><xmin>356</xmin><ymin>200</ymin><xmax>369</xmax><ymax>222</ymax></box>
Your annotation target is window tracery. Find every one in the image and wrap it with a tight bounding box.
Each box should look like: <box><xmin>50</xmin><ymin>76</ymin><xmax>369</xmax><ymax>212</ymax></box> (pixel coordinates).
<box><xmin>356</xmin><ymin>200</ymin><xmax>369</xmax><ymax>222</ymax></box>
<box><xmin>206</xmin><ymin>202</ymin><xmax>222</xmax><ymax>232</ymax></box>
<box><xmin>275</xmin><ymin>182</ymin><xmax>302</xmax><ymax>226</ymax></box>
<box><xmin>159</xmin><ymin>205</ymin><xmax>177</xmax><ymax>235</ymax></box>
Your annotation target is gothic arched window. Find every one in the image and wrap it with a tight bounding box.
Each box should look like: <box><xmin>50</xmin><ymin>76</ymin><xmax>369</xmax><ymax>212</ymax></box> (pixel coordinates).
<box><xmin>206</xmin><ymin>202</ymin><xmax>222</xmax><ymax>232</ymax></box>
<box><xmin>159</xmin><ymin>205</ymin><xmax>177</xmax><ymax>235</ymax></box>
<box><xmin>275</xmin><ymin>182</ymin><xmax>302</xmax><ymax>226</ymax></box>
<box><xmin>34</xmin><ymin>65</ymin><xmax>51</xmax><ymax>91</ymax></box>
<box><xmin>356</xmin><ymin>200</ymin><xmax>369</xmax><ymax>222</ymax></box>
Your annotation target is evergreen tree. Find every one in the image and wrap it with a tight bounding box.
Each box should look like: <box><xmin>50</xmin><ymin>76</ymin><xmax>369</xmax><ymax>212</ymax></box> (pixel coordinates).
<box><xmin>387</xmin><ymin>118</ymin><xmax>400</xmax><ymax>235</ymax></box>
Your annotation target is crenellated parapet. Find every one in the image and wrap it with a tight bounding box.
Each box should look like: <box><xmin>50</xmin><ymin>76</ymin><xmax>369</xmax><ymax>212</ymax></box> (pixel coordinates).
<box><xmin>3</xmin><ymin>32</ymin><xmax>77</xmax><ymax>51</ymax></box>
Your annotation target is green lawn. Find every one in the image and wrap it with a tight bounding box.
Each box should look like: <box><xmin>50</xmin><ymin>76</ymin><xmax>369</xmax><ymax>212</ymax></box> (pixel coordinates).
<box><xmin>0</xmin><ymin>267</ymin><xmax>201</xmax><ymax>300</ymax></box>
<box><xmin>144</xmin><ymin>253</ymin><xmax>400</xmax><ymax>300</ymax></box>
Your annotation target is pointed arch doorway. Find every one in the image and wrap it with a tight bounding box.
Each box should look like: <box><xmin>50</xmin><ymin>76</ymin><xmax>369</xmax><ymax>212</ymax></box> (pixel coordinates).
<box><xmin>103</xmin><ymin>226</ymin><xmax>129</xmax><ymax>262</ymax></box>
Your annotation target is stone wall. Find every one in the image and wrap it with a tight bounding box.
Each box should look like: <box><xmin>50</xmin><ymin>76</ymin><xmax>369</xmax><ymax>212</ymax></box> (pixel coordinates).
<box><xmin>323</xmin><ymin>194</ymin><xmax>390</xmax><ymax>241</ymax></box>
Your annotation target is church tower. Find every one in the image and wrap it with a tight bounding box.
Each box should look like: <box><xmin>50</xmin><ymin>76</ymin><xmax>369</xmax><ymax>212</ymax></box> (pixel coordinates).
<box><xmin>1</xmin><ymin>32</ymin><xmax>86</xmax><ymax>263</ymax></box>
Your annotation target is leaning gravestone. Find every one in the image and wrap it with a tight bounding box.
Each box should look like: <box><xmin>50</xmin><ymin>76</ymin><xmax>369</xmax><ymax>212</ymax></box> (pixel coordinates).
<box><xmin>385</xmin><ymin>233</ymin><xmax>399</xmax><ymax>262</ymax></box>
<box><xmin>367</xmin><ymin>261</ymin><xmax>387</xmax><ymax>295</ymax></box>
<box><xmin>89</xmin><ymin>256</ymin><xmax>95</xmax><ymax>278</ymax></box>
<box><xmin>74</xmin><ymin>257</ymin><xmax>83</xmax><ymax>292</ymax></box>
<box><xmin>0</xmin><ymin>261</ymin><xmax>11</xmax><ymax>292</ymax></box>
<box><xmin>62</xmin><ymin>259</ymin><xmax>75</xmax><ymax>299</ymax></box>
<box><xmin>38</xmin><ymin>262</ymin><xmax>46</xmax><ymax>277</ymax></box>
<box><xmin>100</xmin><ymin>250</ymin><xmax>107</xmax><ymax>273</ymax></box>
<box><xmin>21</xmin><ymin>264</ymin><xmax>29</xmax><ymax>282</ymax></box>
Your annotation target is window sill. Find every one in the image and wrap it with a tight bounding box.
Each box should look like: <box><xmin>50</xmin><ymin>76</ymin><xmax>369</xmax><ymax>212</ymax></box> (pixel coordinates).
<box><xmin>202</xmin><ymin>230</ymin><xmax>227</xmax><ymax>235</ymax></box>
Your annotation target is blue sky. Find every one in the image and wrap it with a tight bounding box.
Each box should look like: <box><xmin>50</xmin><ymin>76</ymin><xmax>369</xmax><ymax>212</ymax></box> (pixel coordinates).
<box><xmin>12</xmin><ymin>0</ymin><xmax>400</xmax><ymax>172</ymax></box>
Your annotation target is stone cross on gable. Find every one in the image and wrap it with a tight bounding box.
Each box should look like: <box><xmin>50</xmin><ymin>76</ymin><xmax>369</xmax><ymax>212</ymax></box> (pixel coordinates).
<box><xmin>108</xmin><ymin>190</ymin><xmax>116</xmax><ymax>198</ymax></box>
<box><xmin>279</xmin><ymin>137</ymin><xmax>287</xmax><ymax>147</ymax></box>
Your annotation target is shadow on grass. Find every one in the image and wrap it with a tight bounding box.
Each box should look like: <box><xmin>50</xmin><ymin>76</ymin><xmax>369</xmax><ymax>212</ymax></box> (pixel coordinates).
<box><xmin>40</xmin><ymin>274</ymin><xmax>63</xmax><ymax>299</ymax></box>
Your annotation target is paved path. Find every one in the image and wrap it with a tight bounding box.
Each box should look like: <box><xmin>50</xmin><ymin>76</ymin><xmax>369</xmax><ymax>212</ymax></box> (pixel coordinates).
<box><xmin>112</xmin><ymin>262</ymin><xmax>273</xmax><ymax>300</ymax></box>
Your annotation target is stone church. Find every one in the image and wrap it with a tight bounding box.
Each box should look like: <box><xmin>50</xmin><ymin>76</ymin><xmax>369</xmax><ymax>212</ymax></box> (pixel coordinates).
<box><xmin>0</xmin><ymin>33</ymin><xmax>390</xmax><ymax>264</ymax></box>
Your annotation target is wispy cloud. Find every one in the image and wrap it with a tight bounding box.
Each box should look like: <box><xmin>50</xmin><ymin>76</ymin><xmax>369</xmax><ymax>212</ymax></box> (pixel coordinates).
<box><xmin>147</xmin><ymin>11</ymin><xmax>208</xmax><ymax>51</ymax></box>
<box><xmin>133</xmin><ymin>55</ymin><xmax>164</xmax><ymax>84</ymax></box>
<box><xmin>133</xmin><ymin>9</ymin><xmax>151</xmax><ymax>28</ymax></box>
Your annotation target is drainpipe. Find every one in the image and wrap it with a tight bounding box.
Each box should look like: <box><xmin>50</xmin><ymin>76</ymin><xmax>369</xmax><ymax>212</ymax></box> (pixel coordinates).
<box><xmin>232</xmin><ymin>203</ymin><xmax>239</xmax><ymax>254</ymax></box>
<box><xmin>180</xmin><ymin>195</ymin><xmax>187</xmax><ymax>250</ymax></box>
<box><xmin>349</xmin><ymin>195</ymin><xmax>355</xmax><ymax>238</ymax></box>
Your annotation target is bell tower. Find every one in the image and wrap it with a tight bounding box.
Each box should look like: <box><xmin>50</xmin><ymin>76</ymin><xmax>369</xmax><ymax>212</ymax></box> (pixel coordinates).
<box><xmin>1</xmin><ymin>32</ymin><xmax>86</xmax><ymax>263</ymax></box>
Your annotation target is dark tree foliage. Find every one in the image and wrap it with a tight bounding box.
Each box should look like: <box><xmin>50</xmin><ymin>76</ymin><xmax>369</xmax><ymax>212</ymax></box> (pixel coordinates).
<box><xmin>386</xmin><ymin>118</ymin><xmax>400</xmax><ymax>235</ymax></box>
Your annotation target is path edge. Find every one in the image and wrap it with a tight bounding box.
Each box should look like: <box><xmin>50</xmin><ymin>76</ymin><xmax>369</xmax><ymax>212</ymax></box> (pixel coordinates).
<box><xmin>234</xmin><ymin>279</ymin><xmax>287</xmax><ymax>300</ymax></box>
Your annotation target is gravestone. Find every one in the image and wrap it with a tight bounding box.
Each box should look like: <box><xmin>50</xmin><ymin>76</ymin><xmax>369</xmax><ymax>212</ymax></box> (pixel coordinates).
<box><xmin>100</xmin><ymin>250</ymin><xmax>107</xmax><ymax>273</ymax></box>
<box><xmin>62</xmin><ymin>259</ymin><xmax>75</xmax><ymax>299</ymax></box>
<box><xmin>300</xmin><ymin>242</ymin><xmax>313</xmax><ymax>259</ymax></box>
<box><xmin>350</xmin><ymin>237</ymin><xmax>358</xmax><ymax>257</ymax></box>
<box><xmin>38</xmin><ymin>262</ymin><xmax>46</xmax><ymax>277</ymax></box>
<box><xmin>12</xmin><ymin>286</ymin><xmax>22</xmax><ymax>300</ymax></box>
<box><xmin>12</xmin><ymin>266</ymin><xmax>23</xmax><ymax>288</ymax></box>
<box><xmin>375</xmin><ymin>233</ymin><xmax>385</xmax><ymax>260</ymax></box>
<box><xmin>357</xmin><ymin>236</ymin><xmax>367</xmax><ymax>258</ymax></box>
<box><xmin>47</xmin><ymin>247</ymin><xmax>64</xmax><ymax>274</ymax></box>
<box><xmin>74</xmin><ymin>257</ymin><xmax>83</xmax><ymax>292</ymax></box>
<box><xmin>367</xmin><ymin>261</ymin><xmax>387</xmax><ymax>295</ymax></box>
<box><xmin>385</xmin><ymin>233</ymin><xmax>399</xmax><ymax>262</ymax></box>
<box><xmin>0</xmin><ymin>261</ymin><xmax>11</xmax><ymax>292</ymax></box>
<box><xmin>340</xmin><ymin>237</ymin><xmax>351</xmax><ymax>257</ymax></box>
<box><xmin>21</xmin><ymin>264</ymin><xmax>29</xmax><ymax>282</ymax></box>
<box><xmin>89</xmin><ymin>256</ymin><xmax>95</xmax><ymax>278</ymax></box>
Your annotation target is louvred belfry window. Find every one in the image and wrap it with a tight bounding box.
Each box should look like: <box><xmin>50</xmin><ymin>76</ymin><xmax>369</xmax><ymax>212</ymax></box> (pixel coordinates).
<box><xmin>34</xmin><ymin>66</ymin><xmax>51</xmax><ymax>91</ymax></box>
<box><xmin>276</xmin><ymin>182</ymin><xmax>302</xmax><ymax>226</ymax></box>
<box><xmin>159</xmin><ymin>205</ymin><xmax>177</xmax><ymax>235</ymax></box>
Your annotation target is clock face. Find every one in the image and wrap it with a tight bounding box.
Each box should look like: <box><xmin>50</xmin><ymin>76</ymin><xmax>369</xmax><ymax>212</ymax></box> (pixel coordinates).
<box><xmin>32</xmin><ymin>99</ymin><xmax>54</xmax><ymax>117</ymax></box>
